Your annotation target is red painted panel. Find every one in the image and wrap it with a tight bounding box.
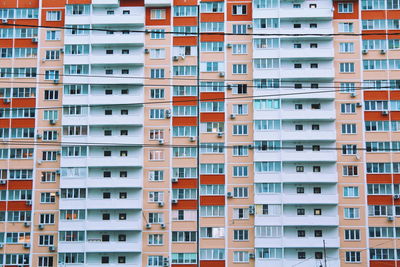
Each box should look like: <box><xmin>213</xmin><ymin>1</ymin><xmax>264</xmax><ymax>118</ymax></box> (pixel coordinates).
<box><xmin>388</xmin><ymin>30</ymin><xmax>400</xmax><ymax>39</ymax></box>
<box><xmin>11</xmin><ymin>98</ymin><xmax>36</xmax><ymax>108</ymax></box>
<box><xmin>11</xmin><ymin>119</ymin><xmax>35</xmax><ymax>128</ymax></box>
<box><xmin>200</xmin><ymin>196</ymin><xmax>225</xmax><ymax>205</ymax></box>
<box><xmin>395</xmin><ymin>175</ymin><xmax>400</xmax><ymax>184</ymax></box>
<box><xmin>0</xmin><ymin>119</ymin><xmax>11</xmax><ymax>128</ymax></box>
<box><xmin>8</xmin><ymin>180</ymin><xmax>33</xmax><ymax>190</ymax></box>
<box><xmin>364</xmin><ymin>111</ymin><xmax>389</xmax><ymax>121</ymax></box>
<box><xmin>391</xmin><ymin>112</ymin><xmax>400</xmax><ymax>121</ymax></box>
<box><xmin>200</xmin><ymin>34</ymin><xmax>224</xmax><ymax>42</ymax></box>
<box><xmin>173</xmin><ymin>36</ymin><xmax>197</xmax><ymax>46</ymax></box>
<box><xmin>370</xmin><ymin>261</ymin><xmax>398</xmax><ymax>267</ymax></box>
<box><xmin>41</xmin><ymin>9</ymin><xmax>65</xmax><ymax>27</ymax></box>
<box><xmin>174</xmin><ymin>17</ymin><xmax>197</xmax><ymax>26</ymax></box>
<box><xmin>67</xmin><ymin>0</ymin><xmax>91</xmax><ymax>3</ymax></box>
<box><xmin>0</xmin><ymin>0</ymin><xmax>17</xmax><ymax>8</ymax></box>
<box><xmin>333</xmin><ymin>0</ymin><xmax>359</xmax><ymax>19</ymax></box>
<box><xmin>120</xmin><ymin>0</ymin><xmax>145</xmax><ymax>6</ymax></box>
<box><xmin>8</xmin><ymin>201</ymin><xmax>31</xmax><ymax>211</ymax></box>
<box><xmin>227</xmin><ymin>3</ymin><xmax>252</xmax><ymax>22</ymax></box>
<box><xmin>362</xmin><ymin>10</ymin><xmax>385</xmax><ymax>19</ymax></box>
<box><xmin>200</xmin><ymin>261</ymin><xmax>225</xmax><ymax>267</ymax></box>
<box><xmin>368</xmin><ymin>195</ymin><xmax>397</xmax><ymax>205</ymax></box>
<box><xmin>201</xmin><ymin>13</ymin><xmax>224</xmax><ymax>22</ymax></box>
<box><xmin>146</xmin><ymin>7</ymin><xmax>171</xmax><ymax>26</ymax></box>
<box><xmin>200</xmin><ymin>92</ymin><xmax>224</xmax><ymax>102</ymax></box>
<box><xmin>387</xmin><ymin>10</ymin><xmax>400</xmax><ymax>19</ymax></box>
<box><xmin>200</xmin><ymin>175</ymin><xmax>225</xmax><ymax>184</ymax></box>
<box><xmin>174</xmin><ymin>0</ymin><xmax>198</xmax><ymax>5</ymax></box>
<box><xmin>13</xmin><ymin>19</ymin><xmax>39</xmax><ymax>26</ymax></box>
<box><xmin>364</xmin><ymin>91</ymin><xmax>388</xmax><ymax>100</ymax></box>
<box><xmin>390</xmin><ymin>91</ymin><xmax>400</xmax><ymax>100</ymax></box>
<box><xmin>0</xmin><ymin>39</ymin><xmax>13</xmax><ymax>47</ymax></box>
<box><xmin>172</xmin><ymin>117</ymin><xmax>197</xmax><ymax>126</ymax></box>
<box><xmin>367</xmin><ymin>174</ymin><xmax>392</xmax><ymax>183</ymax></box>
<box><xmin>200</xmin><ymin>112</ymin><xmax>224</xmax><ymax>122</ymax></box>
<box><xmin>173</xmin><ymin>96</ymin><xmax>197</xmax><ymax>106</ymax></box>
<box><xmin>362</xmin><ymin>30</ymin><xmax>386</xmax><ymax>39</ymax></box>
<box><xmin>171</xmin><ymin>199</ymin><xmax>197</xmax><ymax>210</ymax></box>
<box><xmin>19</xmin><ymin>0</ymin><xmax>39</xmax><ymax>7</ymax></box>
<box><xmin>0</xmin><ymin>201</ymin><xmax>6</xmax><ymax>211</ymax></box>
<box><xmin>171</xmin><ymin>265</ymin><xmax>197</xmax><ymax>267</ymax></box>
<box><xmin>42</xmin><ymin>0</ymin><xmax>66</xmax><ymax>7</ymax></box>
<box><xmin>14</xmin><ymin>39</ymin><xmax>37</xmax><ymax>48</ymax></box>
<box><xmin>172</xmin><ymin>179</ymin><xmax>197</xmax><ymax>189</ymax></box>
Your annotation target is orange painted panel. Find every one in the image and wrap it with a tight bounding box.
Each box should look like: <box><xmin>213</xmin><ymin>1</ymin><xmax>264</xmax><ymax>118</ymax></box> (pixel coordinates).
<box><xmin>333</xmin><ymin>1</ymin><xmax>358</xmax><ymax>19</ymax></box>
<box><xmin>361</xmin><ymin>10</ymin><xmax>385</xmax><ymax>19</ymax></box>
<box><xmin>174</xmin><ymin>17</ymin><xmax>197</xmax><ymax>26</ymax></box>
<box><xmin>172</xmin><ymin>117</ymin><xmax>197</xmax><ymax>126</ymax></box>
<box><xmin>13</xmin><ymin>19</ymin><xmax>39</xmax><ymax>26</ymax></box>
<box><xmin>226</xmin><ymin>3</ymin><xmax>252</xmax><ymax>21</ymax></box>
<box><xmin>364</xmin><ymin>111</ymin><xmax>389</xmax><ymax>121</ymax></box>
<box><xmin>120</xmin><ymin>0</ymin><xmax>145</xmax><ymax>6</ymax></box>
<box><xmin>362</xmin><ymin>30</ymin><xmax>386</xmax><ymax>40</ymax></box>
<box><xmin>172</xmin><ymin>179</ymin><xmax>197</xmax><ymax>189</ymax></box>
<box><xmin>390</xmin><ymin>91</ymin><xmax>400</xmax><ymax>100</ymax></box>
<box><xmin>201</xmin><ymin>13</ymin><xmax>224</xmax><ymax>22</ymax></box>
<box><xmin>0</xmin><ymin>39</ymin><xmax>13</xmax><ymax>47</ymax></box>
<box><xmin>19</xmin><ymin>0</ymin><xmax>39</xmax><ymax>8</ymax></box>
<box><xmin>364</xmin><ymin>91</ymin><xmax>388</xmax><ymax>100</ymax></box>
<box><xmin>368</xmin><ymin>195</ymin><xmax>395</xmax><ymax>205</ymax></box>
<box><xmin>173</xmin><ymin>96</ymin><xmax>197</xmax><ymax>106</ymax></box>
<box><xmin>42</xmin><ymin>0</ymin><xmax>66</xmax><ymax>7</ymax></box>
<box><xmin>146</xmin><ymin>7</ymin><xmax>171</xmax><ymax>26</ymax></box>
<box><xmin>171</xmin><ymin>265</ymin><xmax>197</xmax><ymax>267</ymax></box>
<box><xmin>8</xmin><ymin>180</ymin><xmax>33</xmax><ymax>190</ymax></box>
<box><xmin>370</xmin><ymin>261</ymin><xmax>398</xmax><ymax>267</ymax></box>
<box><xmin>11</xmin><ymin>98</ymin><xmax>36</xmax><ymax>108</ymax></box>
<box><xmin>200</xmin><ymin>175</ymin><xmax>225</xmax><ymax>184</ymax></box>
<box><xmin>14</xmin><ymin>39</ymin><xmax>37</xmax><ymax>48</ymax></box>
<box><xmin>0</xmin><ymin>0</ymin><xmax>17</xmax><ymax>8</ymax></box>
<box><xmin>171</xmin><ymin>200</ymin><xmax>197</xmax><ymax>210</ymax></box>
<box><xmin>395</xmin><ymin>175</ymin><xmax>400</xmax><ymax>184</ymax></box>
<box><xmin>200</xmin><ymin>92</ymin><xmax>224</xmax><ymax>102</ymax></box>
<box><xmin>0</xmin><ymin>119</ymin><xmax>10</xmax><ymax>128</ymax></box>
<box><xmin>200</xmin><ymin>112</ymin><xmax>224</xmax><ymax>122</ymax></box>
<box><xmin>173</xmin><ymin>36</ymin><xmax>197</xmax><ymax>46</ymax></box>
<box><xmin>200</xmin><ymin>261</ymin><xmax>225</xmax><ymax>267</ymax></box>
<box><xmin>8</xmin><ymin>201</ymin><xmax>31</xmax><ymax>211</ymax></box>
<box><xmin>367</xmin><ymin>174</ymin><xmax>392</xmax><ymax>183</ymax></box>
<box><xmin>41</xmin><ymin>9</ymin><xmax>65</xmax><ymax>27</ymax></box>
<box><xmin>11</xmin><ymin>119</ymin><xmax>35</xmax><ymax>128</ymax></box>
<box><xmin>200</xmin><ymin>196</ymin><xmax>225</xmax><ymax>205</ymax></box>
<box><xmin>391</xmin><ymin>112</ymin><xmax>400</xmax><ymax>121</ymax></box>
<box><xmin>200</xmin><ymin>34</ymin><xmax>224</xmax><ymax>42</ymax></box>
<box><xmin>0</xmin><ymin>201</ymin><xmax>6</xmax><ymax>211</ymax></box>
<box><xmin>174</xmin><ymin>0</ymin><xmax>198</xmax><ymax>5</ymax></box>
<box><xmin>388</xmin><ymin>30</ymin><xmax>400</xmax><ymax>39</ymax></box>
<box><xmin>67</xmin><ymin>0</ymin><xmax>92</xmax><ymax>3</ymax></box>
<box><xmin>387</xmin><ymin>10</ymin><xmax>400</xmax><ymax>19</ymax></box>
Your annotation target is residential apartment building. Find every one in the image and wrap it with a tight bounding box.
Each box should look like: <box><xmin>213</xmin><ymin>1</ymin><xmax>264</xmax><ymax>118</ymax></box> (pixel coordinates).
<box><xmin>0</xmin><ymin>0</ymin><xmax>399</xmax><ymax>266</ymax></box>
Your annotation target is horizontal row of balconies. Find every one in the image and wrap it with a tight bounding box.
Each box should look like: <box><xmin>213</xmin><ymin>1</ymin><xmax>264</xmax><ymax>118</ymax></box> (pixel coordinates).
<box><xmin>254</xmin><ymin>109</ymin><xmax>335</xmax><ymax>120</ymax></box>
<box><xmin>254</xmin><ymin>130</ymin><xmax>336</xmax><ymax>141</ymax></box>
<box><xmin>253</xmin><ymin>68</ymin><xmax>334</xmax><ymax>79</ymax></box>
<box><xmin>255</xmin><ymin>193</ymin><xmax>337</xmax><ymax>204</ymax></box>
<box><xmin>255</xmin><ymin>237</ymin><xmax>339</xmax><ymax>248</ymax></box>
<box><xmin>62</xmin><ymin>114</ymin><xmax>143</xmax><ymax>126</ymax></box>
<box><xmin>61</xmin><ymin>156</ymin><xmax>142</xmax><ymax>167</ymax></box>
<box><xmin>255</xmin><ymin>215</ymin><xmax>338</xmax><ymax>226</ymax></box>
<box><xmin>254</xmin><ymin>150</ymin><xmax>337</xmax><ymax>162</ymax></box>
<box><xmin>253</xmin><ymin>48</ymin><xmax>333</xmax><ymax>59</ymax></box>
<box><xmin>58</xmin><ymin>241</ymin><xmax>140</xmax><ymax>253</ymax></box>
<box><xmin>60</xmin><ymin>177</ymin><xmax>141</xmax><ymax>188</ymax></box>
<box><xmin>63</xmin><ymin>94</ymin><xmax>143</xmax><ymax>105</ymax></box>
<box><xmin>255</xmin><ymin>172</ymin><xmax>337</xmax><ymax>183</ymax></box>
<box><xmin>253</xmin><ymin>8</ymin><xmax>333</xmax><ymax>20</ymax></box>
<box><xmin>255</xmin><ymin>258</ymin><xmax>339</xmax><ymax>267</ymax></box>
<box><xmin>64</xmin><ymin>33</ymin><xmax>144</xmax><ymax>46</ymax></box>
<box><xmin>59</xmin><ymin>198</ymin><xmax>141</xmax><ymax>210</ymax></box>
<box><xmin>64</xmin><ymin>54</ymin><xmax>144</xmax><ymax>65</ymax></box>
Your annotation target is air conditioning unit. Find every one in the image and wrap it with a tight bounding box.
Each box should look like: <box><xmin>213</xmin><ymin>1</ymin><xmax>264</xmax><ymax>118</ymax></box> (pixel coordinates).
<box><xmin>230</xmin><ymin>114</ymin><xmax>236</xmax><ymax>119</ymax></box>
<box><xmin>55</xmin><ymin>170</ymin><xmax>61</xmax><ymax>175</ymax></box>
<box><xmin>387</xmin><ymin>216</ymin><xmax>394</xmax><ymax>221</ymax></box>
<box><xmin>172</xmin><ymin>199</ymin><xmax>178</xmax><ymax>204</ymax></box>
<box><xmin>38</xmin><ymin>224</ymin><xmax>44</xmax><ymax>230</ymax></box>
<box><xmin>227</xmin><ymin>192</ymin><xmax>233</xmax><ymax>198</ymax></box>
<box><xmin>49</xmin><ymin>246</ymin><xmax>56</xmax><ymax>252</ymax></box>
<box><xmin>49</xmin><ymin>119</ymin><xmax>57</xmax><ymax>125</ymax></box>
<box><xmin>36</xmin><ymin>134</ymin><xmax>42</xmax><ymax>139</ymax></box>
<box><xmin>189</xmin><ymin>136</ymin><xmax>196</xmax><ymax>142</ymax></box>
<box><xmin>227</xmin><ymin>43</ymin><xmax>232</xmax><ymax>48</ymax></box>
<box><xmin>249</xmin><ymin>205</ymin><xmax>255</xmax><ymax>215</ymax></box>
<box><xmin>0</xmin><ymin>243</ymin><xmax>3</xmax><ymax>248</ymax></box>
<box><xmin>60</xmin><ymin>48</ymin><xmax>64</xmax><ymax>53</ymax></box>
<box><xmin>163</xmin><ymin>257</ymin><xmax>169</xmax><ymax>266</ymax></box>
<box><xmin>382</xmin><ymin>110</ymin><xmax>389</xmax><ymax>116</ymax></box>
<box><xmin>217</xmin><ymin>132</ymin><xmax>223</xmax><ymax>138</ymax></box>
<box><xmin>2</xmin><ymin>19</ymin><xmax>8</xmax><ymax>24</ymax></box>
<box><xmin>356</xmin><ymin>102</ymin><xmax>362</xmax><ymax>107</ymax></box>
<box><xmin>394</xmin><ymin>194</ymin><xmax>400</xmax><ymax>200</ymax></box>
<box><xmin>37</xmin><ymin>160</ymin><xmax>42</xmax><ymax>165</ymax></box>
<box><xmin>23</xmin><ymin>243</ymin><xmax>30</xmax><ymax>248</ymax></box>
<box><xmin>173</xmin><ymin>56</ymin><xmax>179</xmax><ymax>61</ymax></box>
<box><xmin>380</xmin><ymin>49</ymin><xmax>386</xmax><ymax>54</ymax></box>
<box><xmin>248</xmin><ymin>144</ymin><xmax>254</xmax><ymax>150</ymax></box>
<box><xmin>161</xmin><ymin>223</ymin><xmax>166</xmax><ymax>229</ymax></box>
<box><xmin>144</xmin><ymin>48</ymin><xmax>149</xmax><ymax>54</ymax></box>
<box><xmin>171</xmin><ymin>178</ymin><xmax>178</xmax><ymax>183</ymax></box>
<box><xmin>219</xmin><ymin>72</ymin><xmax>225</xmax><ymax>77</ymax></box>
<box><xmin>227</xmin><ymin>84</ymin><xmax>232</xmax><ymax>90</ymax></box>
<box><xmin>32</xmin><ymin>37</ymin><xmax>38</xmax><ymax>43</ymax></box>
<box><xmin>145</xmin><ymin>29</ymin><xmax>150</xmax><ymax>34</ymax></box>
<box><xmin>158</xmin><ymin>139</ymin><xmax>164</xmax><ymax>145</ymax></box>
<box><xmin>3</xmin><ymin>98</ymin><xmax>11</xmax><ymax>104</ymax></box>
<box><xmin>249</xmin><ymin>253</ymin><xmax>255</xmax><ymax>259</ymax></box>
<box><xmin>158</xmin><ymin>201</ymin><xmax>164</xmax><ymax>207</ymax></box>
<box><xmin>53</xmin><ymin>80</ymin><xmax>59</xmax><ymax>84</ymax></box>
<box><xmin>165</xmin><ymin>110</ymin><xmax>171</xmax><ymax>118</ymax></box>
<box><xmin>362</xmin><ymin>49</ymin><xmax>368</xmax><ymax>55</ymax></box>
<box><xmin>26</xmin><ymin>200</ymin><xmax>32</xmax><ymax>206</ymax></box>
<box><xmin>350</xmin><ymin>93</ymin><xmax>356</xmax><ymax>98</ymax></box>
<box><xmin>247</xmin><ymin>24</ymin><xmax>253</xmax><ymax>29</ymax></box>
<box><xmin>0</xmin><ymin>180</ymin><xmax>6</xmax><ymax>185</ymax></box>
<box><xmin>57</xmin><ymin>151</ymin><xmax>61</xmax><ymax>155</ymax></box>
<box><xmin>24</xmin><ymin>222</ymin><xmax>31</xmax><ymax>227</ymax></box>
<box><xmin>163</xmin><ymin>262</ymin><xmax>169</xmax><ymax>267</ymax></box>
<box><xmin>146</xmin><ymin>223</ymin><xmax>152</xmax><ymax>229</ymax></box>
<box><xmin>56</xmin><ymin>191</ymin><xmax>60</xmax><ymax>196</ymax></box>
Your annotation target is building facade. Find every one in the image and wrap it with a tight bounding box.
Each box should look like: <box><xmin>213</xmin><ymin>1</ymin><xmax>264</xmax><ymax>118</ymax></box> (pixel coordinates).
<box><xmin>0</xmin><ymin>0</ymin><xmax>399</xmax><ymax>266</ymax></box>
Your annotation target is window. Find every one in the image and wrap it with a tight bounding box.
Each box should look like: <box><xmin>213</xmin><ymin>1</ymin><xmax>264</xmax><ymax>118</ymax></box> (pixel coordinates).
<box><xmin>46</xmin><ymin>11</ymin><xmax>61</xmax><ymax>21</ymax></box>
<box><xmin>233</xmin><ymin>104</ymin><xmax>248</xmax><ymax>115</ymax></box>
<box><xmin>38</xmin><ymin>256</ymin><xmax>53</xmax><ymax>267</ymax></box>
<box><xmin>149</xmin><ymin>212</ymin><xmax>163</xmax><ymax>224</ymax></box>
<box><xmin>39</xmin><ymin>235</ymin><xmax>54</xmax><ymax>246</ymax></box>
<box><xmin>340</xmin><ymin>42</ymin><xmax>354</xmax><ymax>53</ymax></box>
<box><xmin>150</xmin><ymin>29</ymin><xmax>165</xmax><ymax>39</ymax></box>
<box><xmin>254</xmin><ymin>0</ymin><xmax>279</xmax><ymax>8</ymax></box>
<box><xmin>172</xmin><ymin>189</ymin><xmax>197</xmax><ymax>199</ymax></box>
<box><xmin>172</xmin><ymin>231</ymin><xmax>197</xmax><ymax>242</ymax></box>
<box><xmin>255</xmin><ymin>161</ymin><xmax>281</xmax><ymax>173</ymax></box>
<box><xmin>45</xmin><ymin>50</ymin><xmax>60</xmax><ymax>60</ymax></box>
<box><xmin>339</xmin><ymin>22</ymin><xmax>354</xmax><ymax>32</ymax></box>
<box><xmin>201</xmin><ymin>42</ymin><xmax>224</xmax><ymax>52</ymax></box>
<box><xmin>341</xmin><ymin>103</ymin><xmax>356</xmax><ymax>114</ymax></box>
<box><xmin>40</xmin><ymin>213</ymin><xmax>55</xmax><ymax>224</ymax></box>
<box><xmin>345</xmin><ymin>229</ymin><xmax>360</xmax><ymax>240</ymax></box>
<box><xmin>150</xmin><ymin>9</ymin><xmax>166</xmax><ymax>19</ymax></box>
<box><xmin>46</xmin><ymin>30</ymin><xmax>61</xmax><ymax>40</ymax></box>
<box><xmin>149</xmin><ymin>191</ymin><xmax>164</xmax><ymax>202</ymax></box>
<box><xmin>346</xmin><ymin>251</ymin><xmax>361</xmax><ymax>263</ymax></box>
<box><xmin>233</xmin><ymin>5</ymin><xmax>247</xmax><ymax>15</ymax></box>
<box><xmin>172</xmin><ymin>253</ymin><xmax>197</xmax><ymax>264</ymax></box>
<box><xmin>344</xmin><ymin>186</ymin><xmax>359</xmax><ymax>197</ymax></box>
<box><xmin>233</xmin><ymin>145</ymin><xmax>248</xmax><ymax>156</ymax></box>
<box><xmin>340</xmin><ymin>62</ymin><xmax>355</xmax><ymax>73</ymax></box>
<box><xmin>174</xmin><ymin>6</ymin><xmax>197</xmax><ymax>16</ymax></box>
<box><xmin>200</xmin><ymin>2</ymin><xmax>224</xmax><ymax>12</ymax></box>
<box><xmin>233</xmin><ymin>230</ymin><xmax>249</xmax><ymax>241</ymax></box>
<box><xmin>232</xmin><ymin>24</ymin><xmax>247</xmax><ymax>34</ymax></box>
<box><xmin>254</xmin><ymin>18</ymin><xmax>279</xmax><ymax>29</ymax></box>
<box><xmin>343</xmin><ymin>165</ymin><xmax>358</xmax><ymax>176</ymax></box>
<box><xmin>150</xmin><ymin>48</ymin><xmax>166</xmax><ymax>59</ymax></box>
<box><xmin>233</xmin><ymin>84</ymin><xmax>248</xmax><ymax>94</ymax></box>
<box><xmin>149</xmin><ymin>129</ymin><xmax>164</xmax><ymax>140</ymax></box>
<box><xmin>200</xmin><ymin>206</ymin><xmax>225</xmax><ymax>217</ymax></box>
<box><xmin>233</xmin><ymin>166</ymin><xmax>248</xmax><ymax>177</ymax></box>
<box><xmin>255</xmin><ymin>183</ymin><xmax>281</xmax><ymax>193</ymax></box>
<box><xmin>344</xmin><ymin>208</ymin><xmax>360</xmax><ymax>219</ymax></box>
<box><xmin>200</xmin><ymin>249</ymin><xmax>225</xmax><ymax>260</ymax></box>
<box><xmin>173</xmin><ymin>66</ymin><xmax>197</xmax><ymax>76</ymax></box>
<box><xmin>254</xmin><ymin>58</ymin><xmax>279</xmax><ymax>69</ymax></box>
<box><xmin>255</xmin><ymin>248</ymin><xmax>283</xmax><ymax>259</ymax></box>
<box><xmin>342</xmin><ymin>124</ymin><xmax>357</xmax><ymax>134</ymax></box>
<box><xmin>233</xmin><ymin>187</ymin><xmax>248</xmax><ymax>198</ymax></box>
<box><xmin>148</xmin><ymin>256</ymin><xmax>163</xmax><ymax>267</ymax></box>
<box><xmin>148</xmin><ymin>234</ymin><xmax>163</xmax><ymax>245</ymax></box>
<box><xmin>150</xmin><ymin>109</ymin><xmax>165</xmax><ymax>119</ymax></box>
<box><xmin>40</xmin><ymin>192</ymin><xmax>56</xmax><ymax>203</ymax></box>
<box><xmin>233</xmin><ymin>64</ymin><xmax>247</xmax><ymax>74</ymax></box>
<box><xmin>234</xmin><ymin>251</ymin><xmax>249</xmax><ymax>263</ymax></box>
<box><xmin>338</xmin><ymin>3</ymin><xmax>353</xmax><ymax>13</ymax></box>
<box><xmin>233</xmin><ymin>124</ymin><xmax>248</xmax><ymax>135</ymax></box>
<box><xmin>41</xmin><ymin>172</ymin><xmax>56</xmax><ymax>182</ymax></box>
<box><xmin>342</xmin><ymin>144</ymin><xmax>357</xmax><ymax>155</ymax></box>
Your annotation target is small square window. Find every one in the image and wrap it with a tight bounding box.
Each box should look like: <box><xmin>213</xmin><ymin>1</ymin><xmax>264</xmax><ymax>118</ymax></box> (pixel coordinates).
<box><xmin>118</xmin><ymin>256</ymin><xmax>126</xmax><ymax>264</ymax></box>
<box><xmin>297</xmin><ymin>230</ymin><xmax>306</xmax><ymax>237</ymax></box>
<box><xmin>310</xmin><ymin>23</ymin><xmax>318</xmax><ymax>28</ymax></box>
<box><xmin>296</xmin><ymin>166</ymin><xmax>304</xmax><ymax>172</ymax></box>
<box><xmin>315</xmin><ymin>230</ymin><xmax>323</xmax><ymax>237</ymax></box>
<box><xmin>295</xmin><ymin>125</ymin><xmax>303</xmax><ymax>131</ymax></box>
<box><xmin>310</xmin><ymin>63</ymin><xmax>318</xmax><ymax>69</ymax></box>
<box><xmin>101</xmin><ymin>256</ymin><xmax>109</xmax><ymax>264</ymax></box>
<box><xmin>310</xmin><ymin>4</ymin><xmax>317</xmax><ymax>8</ymax></box>
<box><xmin>119</xmin><ymin>213</ymin><xmax>127</xmax><ymax>220</ymax></box>
<box><xmin>105</xmin><ymin>69</ymin><xmax>113</xmax><ymax>75</ymax></box>
<box><xmin>121</xmin><ymin>89</ymin><xmax>129</xmax><ymax>94</ymax></box>
<box><xmin>297</xmin><ymin>187</ymin><xmax>305</xmax><ymax>194</ymax></box>
<box><xmin>105</xmin><ymin>110</ymin><xmax>112</xmax><ymax>115</ymax></box>
<box><xmin>103</xmin><ymin>171</ymin><xmax>111</xmax><ymax>178</ymax></box>
<box><xmin>314</xmin><ymin>187</ymin><xmax>322</xmax><ymax>194</ymax></box>
<box><xmin>122</xmin><ymin>49</ymin><xmax>130</xmax><ymax>54</ymax></box>
<box><xmin>105</xmin><ymin>89</ymin><xmax>113</xmax><ymax>95</ymax></box>
<box><xmin>297</xmin><ymin>208</ymin><xmax>305</xmax><ymax>215</ymax></box>
<box><xmin>123</xmin><ymin>10</ymin><xmax>130</xmax><ymax>15</ymax></box>
<box><xmin>103</xmin><ymin>192</ymin><xmax>111</xmax><ymax>199</ymax></box>
<box><xmin>104</xmin><ymin>151</ymin><xmax>112</xmax><ymax>157</ymax></box>
<box><xmin>107</xmin><ymin>10</ymin><xmax>114</xmax><ymax>15</ymax></box>
<box><xmin>294</xmin><ymin>64</ymin><xmax>302</xmax><ymax>69</ymax></box>
<box><xmin>104</xmin><ymin>130</ymin><xmax>112</xmax><ymax>136</ymax></box>
<box><xmin>311</xmin><ymin>83</ymin><xmax>319</xmax><ymax>88</ymax></box>
<box><xmin>293</xmin><ymin>4</ymin><xmax>301</xmax><ymax>8</ymax></box>
<box><xmin>120</xmin><ymin>151</ymin><xmax>128</xmax><ymax>157</ymax></box>
<box><xmin>311</xmin><ymin>103</ymin><xmax>321</xmax><ymax>109</ymax></box>
<box><xmin>312</xmin><ymin>124</ymin><xmax>320</xmax><ymax>130</ymax></box>
<box><xmin>315</xmin><ymin>252</ymin><xmax>323</xmax><ymax>259</ymax></box>
<box><xmin>296</xmin><ymin>145</ymin><xmax>304</xmax><ymax>151</ymax></box>
<box><xmin>295</xmin><ymin>104</ymin><xmax>303</xmax><ymax>110</ymax></box>
<box><xmin>102</xmin><ymin>213</ymin><xmax>110</xmax><ymax>220</ymax></box>
<box><xmin>310</xmin><ymin>43</ymin><xmax>318</xmax><ymax>48</ymax></box>
<box><xmin>294</xmin><ymin>43</ymin><xmax>302</xmax><ymax>48</ymax></box>
<box><xmin>102</xmin><ymin>235</ymin><xmax>110</xmax><ymax>242</ymax></box>
<box><xmin>121</xmin><ymin>110</ymin><xmax>129</xmax><ymax>115</ymax></box>
<box><xmin>314</xmin><ymin>209</ymin><xmax>322</xmax><ymax>215</ymax></box>
<box><xmin>120</xmin><ymin>130</ymin><xmax>128</xmax><ymax>136</ymax></box>
<box><xmin>120</xmin><ymin>171</ymin><xmax>128</xmax><ymax>178</ymax></box>
<box><xmin>294</xmin><ymin>24</ymin><xmax>301</xmax><ymax>28</ymax></box>
<box><xmin>121</xmin><ymin>69</ymin><xmax>129</xmax><ymax>74</ymax></box>
<box><xmin>313</xmin><ymin>166</ymin><xmax>321</xmax><ymax>172</ymax></box>
<box><xmin>298</xmin><ymin>252</ymin><xmax>306</xmax><ymax>259</ymax></box>
<box><xmin>312</xmin><ymin>145</ymin><xmax>320</xmax><ymax>151</ymax></box>
<box><xmin>294</xmin><ymin>83</ymin><xmax>302</xmax><ymax>89</ymax></box>
<box><xmin>118</xmin><ymin>234</ymin><xmax>127</xmax><ymax>242</ymax></box>
<box><xmin>120</xmin><ymin>192</ymin><xmax>127</xmax><ymax>199</ymax></box>
<box><xmin>106</xmin><ymin>50</ymin><xmax>113</xmax><ymax>54</ymax></box>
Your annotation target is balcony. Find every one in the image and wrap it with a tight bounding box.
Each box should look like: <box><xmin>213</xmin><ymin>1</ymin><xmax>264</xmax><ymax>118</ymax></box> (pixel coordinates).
<box><xmin>253</xmin><ymin>8</ymin><xmax>332</xmax><ymax>20</ymax></box>
<box><xmin>62</xmin><ymin>135</ymin><xmax>143</xmax><ymax>145</ymax></box>
<box><xmin>60</xmin><ymin>177</ymin><xmax>142</xmax><ymax>188</ymax></box>
<box><xmin>255</xmin><ymin>259</ymin><xmax>340</xmax><ymax>267</ymax></box>
<box><xmin>85</xmin><ymin>220</ymin><xmax>141</xmax><ymax>231</ymax></box>
<box><xmin>254</xmin><ymin>89</ymin><xmax>335</xmax><ymax>100</ymax></box>
<box><xmin>86</xmin><ymin>156</ymin><xmax>142</xmax><ymax>167</ymax></box>
<box><xmin>62</xmin><ymin>115</ymin><xmax>143</xmax><ymax>126</ymax></box>
<box><xmin>62</xmin><ymin>75</ymin><xmax>144</xmax><ymax>85</ymax></box>
<box><xmin>283</xmin><ymin>215</ymin><xmax>338</xmax><ymax>226</ymax></box>
<box><xmin>63</xmin><ymin>94</ymin><xmax>143</xmax><ymax>106</ymax></box>
<box><xmin>280</xmin><ymin>151</ymin><xmax>336</xmax><ymax>162</ymax></box>
<box><xmin>90</xmin><ymin>33</ymin><xmax>144</xmax><ymax>45</ymax></box>
<box><xmin>280</xmin><ymin>69</ymin><xmax>334</xmax><ymax>79</ymax></box>
<box><xmin>254</xmin><ymin>193</ymin><xmax>338</xmax><ymax>205</ymax></box>
<box><xmin>92</xmin><ymin>0</ymin><xmax>119</xmax><ymax>6</ymax></box>
<box><xmin>86</xmin><ymin>198</ymin><xmax>141</xmax><ymax>209</ymax></box>
<box><xmin>281</xmin><ymin>110</ymin><xmax>335</xmax><ymax>120</ymax></box>
<box><xmin>145</xmin><ymin>0</ymin><xmax>172</xmax><ymax>6</ymax></box>
<box><xmin>63</xmin><ymin>54</ymin><xmax>144</xmax><ymax>65</ymax></box>
<box><xmin>282</xmin><ymin>238</ymin><xmax>339</xmax><ymax>248</ymax></box>
<box><xmin>281</xmin><ymin>130</ymin><xmax>336</xmax><ymax>141</ymax></box>
<box><xmin>253</xmin><ymin>48</ymin><xmax>333</xmax><ymax>59</ymax></box>
<box><xmin>85</xmin><ymin>241</ymin><xmax>141</xmax><ymax>252</ymax></box>
<box><xmin>281</xmin><ymin>172</ymin><xmax>337</xmax><ymax>183</ymax></box>
<box><xmin>91</xmin><ymin>15</ymin><xmax>144</xmax><ymax>25</ymax></box>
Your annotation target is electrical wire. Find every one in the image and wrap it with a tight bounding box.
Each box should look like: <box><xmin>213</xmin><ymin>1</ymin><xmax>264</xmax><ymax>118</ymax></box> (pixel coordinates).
<box><xmin>4</xmin><ymin>22</ymin><xmax>400</xmax><ymax>37</ymax></box>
